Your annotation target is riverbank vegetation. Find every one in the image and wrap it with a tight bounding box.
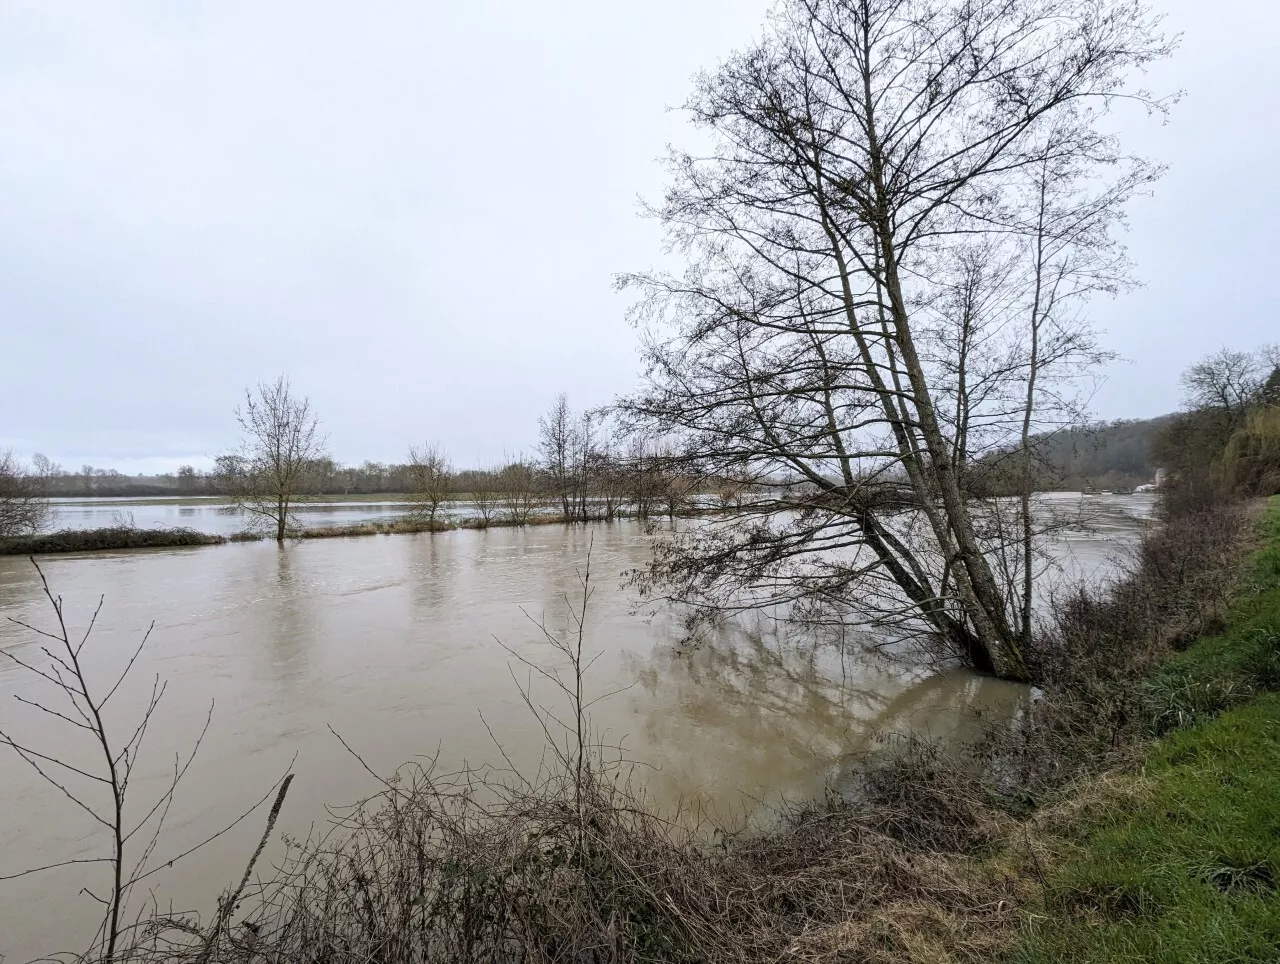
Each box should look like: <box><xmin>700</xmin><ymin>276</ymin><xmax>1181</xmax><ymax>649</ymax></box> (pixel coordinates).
<box><xmin>1153</xmin><ymin>344</ymin><xmax>1280</xmax><ymax>512</ymax></box>
<box><xmin>1007</xmin><ymin>498</ymin><xmax>1280</xmax><ymax>963</ymax></box>
<box><xmin>0</xmin><ymin>449</ymin><xmax>54</xmax><ymax>536</ymax></box>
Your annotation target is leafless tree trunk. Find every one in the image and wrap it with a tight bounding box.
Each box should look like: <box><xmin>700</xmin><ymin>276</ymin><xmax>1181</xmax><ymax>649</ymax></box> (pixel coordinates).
<box><xmin>574</xmin><ymin>411</ymin><xmax>597</xmax><ymax>521</ymax></box>
<box><xmin>407</xmin><ymin>441</ymin><xmax>453</xmax><ymax>527</ymax></box>
<box><xmin>661</xmin><ymin>480</ymin><xmax>693</xmax><ymax>519</ymax></box>
<box><xmin>620</xmin><ymin>0</ymin><xmax>1172</xmax><ymax>679</ymax></box>
<box><xmin>539</xmin><ymin>395</ymin><xmax>601</xmax><ymax>522</ymax></box>
<box><xmin>622</xmin><ymin>437</ymin><xmax>662</xmax><ymax>521</ymax></box>
<box><xmin>540</xmin><ymin>394</ymin><xmax>576</xmax><ymax>521</ymax></box>
<box><xmin>219</xmin><ymin>376</ymin><xmax>328</xmax><ymax>543</ymax></box>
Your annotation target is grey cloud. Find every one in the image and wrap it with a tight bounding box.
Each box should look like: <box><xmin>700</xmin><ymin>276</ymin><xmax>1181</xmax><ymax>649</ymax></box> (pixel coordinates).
<box><xmin>1</xmin><ymin>0</ymin><xmax>1276</xmax><ymax>472</ymax></box>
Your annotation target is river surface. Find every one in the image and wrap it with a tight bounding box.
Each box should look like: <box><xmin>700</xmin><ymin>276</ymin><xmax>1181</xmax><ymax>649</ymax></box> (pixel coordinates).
<box><xmin>0</xmin><ymin>494</ymin><xmax>1154</xmax><ymax>958</ymax></box>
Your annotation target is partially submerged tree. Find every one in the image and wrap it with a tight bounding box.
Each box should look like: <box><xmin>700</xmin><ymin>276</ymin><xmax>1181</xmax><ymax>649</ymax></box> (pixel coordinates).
<box><xmin>0</xmin><ymin>450</ymin><xmax>52</xmax><ymax>538</ymax></box>
<box><xmin>499</xmin><ymin>455</ymin><xmax>539</xmax><ymax>525</ymax></box>
<box><xmin>539</xmin><ymin>394</ymin><xmax>601</xmax><ymax>522</ymax></box>
<box><xmin>220</xmin><ymin>376</ymin><xmax>328</xmax><ymax>543</ymax></box>
<box><xmin>621</xmin><ymin>0</ymin><xmax>1172</xmax><ymax>679</ymax></box>
<box><xmin>467</xmin><ymin>465</ymin><xmax>501</xmax><ymax>527</ymax></box>
<box><xmin>407</xmin><ymin>442</ymin><xmax>453</xmax><ymax>526</ymax></box>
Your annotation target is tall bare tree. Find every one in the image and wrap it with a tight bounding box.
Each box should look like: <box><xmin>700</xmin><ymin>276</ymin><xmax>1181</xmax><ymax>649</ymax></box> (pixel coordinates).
<box><xmin>539</xmin><ymin>394</ymin><xmax>599</xmax><ymax>522</ymax></box>
<box><xmin>406</xmin><ymin>442</ymin><xmax>453</xmax><ymax>527</ymax></box>
<box><xmin>220</xmin><ymin>376</ymin><xmax>328</xmax><ymax>543</ymax></box>
<box><xmin>539</xmin><ymin>394</ymin><xmax>579</xmax><ymax>521</ymax></box>
<box><xmin>587</xmin><ymin>443</ymin><xmax>624</xmax><ymax>521</ymax></box>
<box><xmin>620</xmin><ymin>0</ymin><xmax>1172</xmax><ymax>679</ymax></box>
<box><xmin>0</xmin><ymin>450</ymin><xmax>52</xmax><ymax>538</ymax></box>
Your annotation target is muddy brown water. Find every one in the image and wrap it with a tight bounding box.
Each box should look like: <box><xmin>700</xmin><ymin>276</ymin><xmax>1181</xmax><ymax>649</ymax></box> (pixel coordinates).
<box><xmin>0</xmin><ymin>495</ymin><xmax>1153</xmax><ymax>957</ymax></box>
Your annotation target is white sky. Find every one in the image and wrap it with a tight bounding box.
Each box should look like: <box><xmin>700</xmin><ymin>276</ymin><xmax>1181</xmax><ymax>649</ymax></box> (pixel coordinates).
<box><xmin>1</xmin><ymin>0</ymin><xmax>1276</xmax><ymax>474</ymax></box>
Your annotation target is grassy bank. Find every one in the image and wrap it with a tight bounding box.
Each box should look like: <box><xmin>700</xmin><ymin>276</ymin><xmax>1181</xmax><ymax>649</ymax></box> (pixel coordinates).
<box><xmin>1007</xmin><ymin>498</ymin><xmax>1280</xmax><ymax>963</ymax></box>
<box><xmin>1014</xmin><ymin>697</ymin><xmax>1280</xmax><ymax>962</ymax></box>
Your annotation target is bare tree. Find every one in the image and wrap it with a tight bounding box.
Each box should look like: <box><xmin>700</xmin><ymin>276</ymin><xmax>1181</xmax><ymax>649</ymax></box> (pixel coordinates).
<box><xmin>538</xmin><ymin>395</ymin><xmax>603</xmax><ymax>522</ymax></box>
<box><xmin>406</xmin><ymin>442</ymin><xmax>453</xmax><ymax>527</ymax></box>
<box><xmin>574</xmin><ymin>410</ymin><xmax>598</xmax><ymax>521</ymax></box>
<box><xmin>620</xmin><ymin>0</ymin><xmax>1172</xmax><ymax>679</ymax></box>
<box><xmin>657</xmin><ymin>446</ymin><xmax>698</xmax><ymax>518</ymax></box>
<box><xmin>621</xmin><ymin>436</ymin><xmax>661</xmax><ymax>521</ymax></box>
<box><xmin>539</xmin><ymin>394</ymin><xmax>579</xmax><ymax>521</ymax></box>
<box><xmin>0</xmin><ymin>450</ymin><xmax>52</xmax><ymax>538</ymax></box>
<box><xmin>220</xmin><ymin>376</ymin><xmax>328</xmax><ymax>543</ymax></box>
<box><xmin>587</xmin><ymin>442</ymin><xmax>625</xmax><ymax>522</ymax></box>
<box><xmin>468</xmin><ymin>465</ymin><xmax>500</xmax><ymax>527</ymax></box>
<box><xmin>498</xmin><ymin>455</ymin><xmax>539</xmax><ymax>525</ymax></box>
<box><xmin>1181</xmin><ymin>347</ymin><xmax>1270</xmax><ymax>426</ymax></box>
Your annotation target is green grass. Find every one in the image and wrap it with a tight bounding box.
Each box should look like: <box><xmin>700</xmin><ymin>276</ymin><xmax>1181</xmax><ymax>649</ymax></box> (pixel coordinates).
<box><xmin>1014</xmin><ymin>698</ymin><xmax>1280</xmax><ymax>963</ymax></box>
<box><xmin>1012</xmin><ymin>497</ymin><xmax>1280</xmax><ymax>964</ymax></box>
<box><xmin>1144</xmin><ymin>502</ymin><xmax>1280</xmax><ymax>735</ymax></box>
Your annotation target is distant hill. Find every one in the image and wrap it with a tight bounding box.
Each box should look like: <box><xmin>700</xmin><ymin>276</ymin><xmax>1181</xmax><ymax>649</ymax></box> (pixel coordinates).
<box><xmin>1034</xmin><ymin>415</ymin><xmax>1174</xmax><ymax>492</ymax></box>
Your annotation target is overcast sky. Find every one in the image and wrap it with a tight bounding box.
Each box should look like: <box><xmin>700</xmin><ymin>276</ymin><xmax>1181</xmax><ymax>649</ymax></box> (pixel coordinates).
<box><xmin>1</xmin><ymin>1</ymin><xmax>1276</xmax><ymax>474</ymax></box>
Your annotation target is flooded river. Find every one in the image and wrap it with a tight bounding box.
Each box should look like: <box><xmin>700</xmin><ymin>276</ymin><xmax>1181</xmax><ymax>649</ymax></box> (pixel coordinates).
<box><xmin>0</xmin><ymin>495</ymin><xmax>1153</xmax><ymax>957</ymax></box>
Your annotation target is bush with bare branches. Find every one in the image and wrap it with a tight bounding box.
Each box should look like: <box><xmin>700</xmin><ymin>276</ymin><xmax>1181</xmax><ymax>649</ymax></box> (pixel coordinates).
<box><xmin>0</xmin><ymin>449</ymin><xmax>52</xmax><ymax>538</ymax></box>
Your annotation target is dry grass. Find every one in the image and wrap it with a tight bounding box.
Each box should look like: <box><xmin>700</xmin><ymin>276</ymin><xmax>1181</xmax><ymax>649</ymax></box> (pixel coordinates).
<box><xmin>112</xmin><ymin>755</ymin><xmax>1029</xmax><ymax>964</ymax></box>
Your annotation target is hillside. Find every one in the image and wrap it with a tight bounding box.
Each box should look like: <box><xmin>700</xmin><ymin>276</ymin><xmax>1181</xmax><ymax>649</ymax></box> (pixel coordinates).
<box><xmin>1034</xmin><ymin>415</ymin><xmax>1174</xmax><ymax>491</ymax></box>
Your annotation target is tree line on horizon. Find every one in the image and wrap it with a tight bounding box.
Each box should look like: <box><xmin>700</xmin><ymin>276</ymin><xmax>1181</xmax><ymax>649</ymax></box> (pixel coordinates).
<box><xmin>3</xmin><ymin>414</ymin><xmax>1180</xmax><ymax>501</ymax></box>
<box><xmin>0</xmin><ymin>383</ymin><xmax>726</xmax><ymax>543</ymax></box>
